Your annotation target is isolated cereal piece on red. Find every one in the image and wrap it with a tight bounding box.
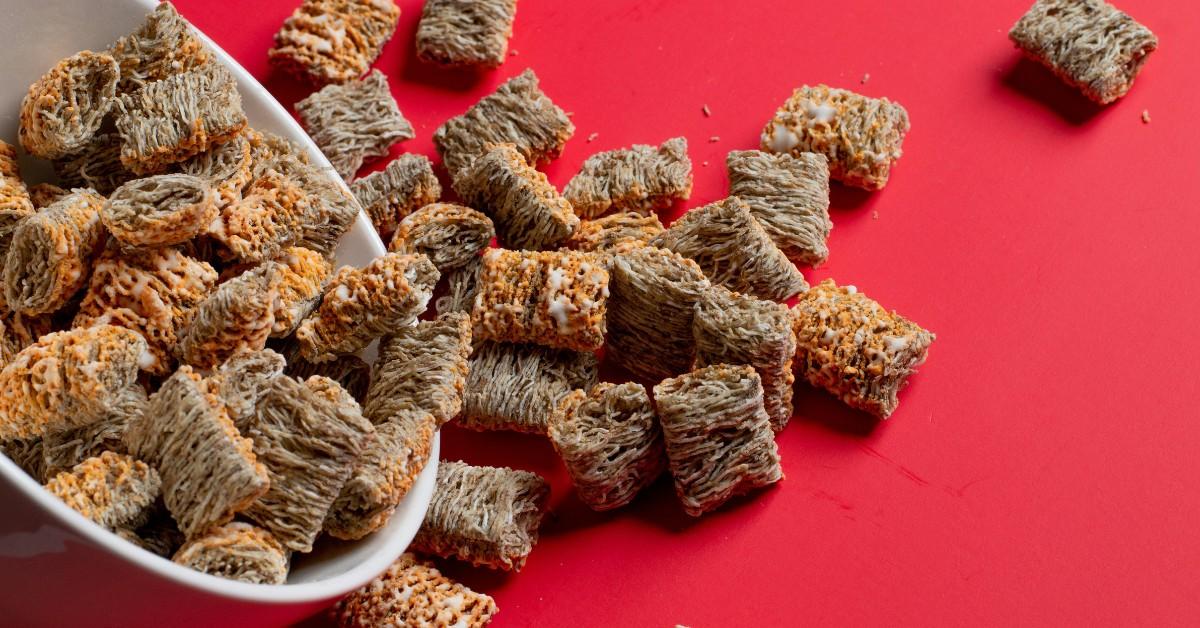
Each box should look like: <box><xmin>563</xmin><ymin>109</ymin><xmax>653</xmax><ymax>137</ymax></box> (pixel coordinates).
<box><xmin>416</xmin><ymin>0</ymin><xmax>517</xmax><ymax>68</ymax></box>
<box><xmin>295</xmin><ymin>253</ymin><xmax>439</xmax><ymax>362</ymax></box>
<box><xmin>179</xmin><ymin>132</ymin><xmax>254</xmax><ymax>211</ymax></box>
<box><xmin>388</xmin><ymin>203</ymin><xmax>495</xmax><ymax>272</ymax></box>
<box><xmin>411</xmin><ymin>460</ymin><xmax>549</xmax><ymax>571</ymax></box>
<box><xmin>53</xmin><ymin>133</ymin><xmax>137</xmax><ymax>196</ymax></box>
<box><xmin>41</xmin><ymin>385</ymin><xmax>147</xmax><ymax>477</ymax></box>
<box><xmin>268</xmin><ymin>247</ymin><xmax>334</xmax><ymax>337</ymax></box>
<box><xmin>27</xmin><ymin>183</ymin><xmax>67</xmax><ymax>209</ymax></box>
<box><xmin>652</xmin><ymin>197</ymin><xmax>807</xmax><ymax>301</ymax></box>
<box><xmin>565</xmin><ymin>211</ymin><xmax>664</xmax><ymax>254</ymax></box>
<box><xmin>460</xmin><ymin>341</ymin><xmax>598</xmax><ymax>434</ymax></box>
<box><xmin>19</xmin><ymin>51</ymin><xmax>119</xmax><ymax>160</ymax></box>
<box><xmin>350</xmin><ymin>153</ymin><xmax>441</xmax><ymax>239</ymax></box>
<box><xmin>102</xmin><ymin>174</ymin><xmax>218</xmax><ymax>250</ymax></box>
<box><xmin>176</xmin><ymin>262</ymin><xmax>279</xmax><ymax>370</ymax></box>
<box><xmin>335</xmin><ymin>553</ymin><xmax>499</xmax><ymax>628</ymax></box>
<box><xmin>296</xmin><ymin>70</ymin><xmax>414</xmax><ymax>180</ymax></box>
<box><xmin>435</xmin><ymin>259</ymin><xmax>482</xmax><ymax>316</ymax></box>
<box><xmin>791</xmin><ymin>279</ymin><xmax>934</xmax><ymax>419</ymax></box>
<box><xmin>564</xmin><ymin>137</ymin><xmax>693</xmax><ymax>219</ymax></box>
<box><xmin>0</xmin><ymin>141</ymin><xmax>33</xmax><ymax>219</ymax></box>
<box><xmin>761</xmin><ymin>84</ymin><xmax>909</xmax><ymax>191</ymax></box>
<box><xmin>434</xmin><ymin>69</ymin><xmax>574</xmax><ymax>177</ymax></box>
<box><xmin>654</xmin><ymin>364</ymin><xmax>783</xmax><ymax>516</ymax></box>
<box><xmin>3</xmin><ymin>189</ymin><xmax>106</xmax><ymax>315</ymax></box>
<box><xmin>172</xmin><ymin>522</ymin><xmax>289</xmax><ymax>585</ymax></box>
<box><xmin>727</xmin><ymin>149</ymin><xmax>832</xmax><ymax>267</ymax></box>
<box><xmin>548</xmin><ymin>382</ymin><xmax>665</xmax><ymax>511</ymax></box>
<box><xmin>107</xmin><ymin>1</ymin><xmax>211</xmax><ymax>90</ymax></box>
<box><xmin>270</xmin><ymin>0</ymin><xmax>400</xmax><ymax>85</ymax></box>
<box><xmin>1009</xmin><ymin>0</ymin><xmax>1157</xmax><ymax>104</ymax></box>
<box><xmin>365</xmin><ymin>312</ymin><xmax>472</xmax><ymax>426</ymax></box>
<box><xmin>211</xmin><ymin>349</ymin><xmax>286</xmax><ymax>433</ymax></box>
<box><xmin>44</xmin><ymin>451</ymin><xmax>161</xmax><ymax>531</ymax></box>
<box><xmin>455</xmin><ymin>143</ymin><xmax>579</xmax><ymax>251</ymax></box>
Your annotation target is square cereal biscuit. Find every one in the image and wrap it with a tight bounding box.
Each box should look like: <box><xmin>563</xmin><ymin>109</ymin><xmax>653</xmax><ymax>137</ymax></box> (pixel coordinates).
<box><xmin>335</xmin><ymin>553</ymin><xmax>499</xmax><ymax>627</ymax></box>
<box><xmin>563</xmin><ymin>137</ymin><xmax>693</xmax><ymax>219</ymax></box>
<box><xmin>727</xmin><ymin>149</ymin><xmax>832</xmax><ymax>266</ymax></box>
<box><xmin>295</xmin><ymin>70</ymin><xmax>414</xmax><ymax>180</ymax></box>
<box><xmin>459</xmin><ymin>341</ymin><xmax>598</xmax><ymax>434</ymax></box>
<box><xmin>416</xmin><ymin>0</ymin><xmax>518</xmax><ymax>68</ymax></box>
<box><xmin>270</xmin><ymin>0</ymin><xmax>400</xmax><ymax>85</ymax></box>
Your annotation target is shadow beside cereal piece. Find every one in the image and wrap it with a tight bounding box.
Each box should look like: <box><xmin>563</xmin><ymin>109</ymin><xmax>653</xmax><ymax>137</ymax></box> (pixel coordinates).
<box><xmin>1001</xmin><ymin>57</ymin><xmax>1109</xmax><ymax>126</ymax></box>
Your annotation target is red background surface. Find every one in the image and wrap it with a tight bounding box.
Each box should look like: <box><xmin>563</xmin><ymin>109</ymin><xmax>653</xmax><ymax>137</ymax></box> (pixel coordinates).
<box><xmin>173</xmin><ymin>0</ymin><xmax>1200</xmax><ymax>625</ymax></box>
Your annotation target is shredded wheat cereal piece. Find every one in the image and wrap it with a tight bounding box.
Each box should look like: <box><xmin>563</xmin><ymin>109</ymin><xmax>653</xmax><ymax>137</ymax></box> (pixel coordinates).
<box><xmin>435</xmin><ymin>258</ymin><xmax>482</xmax><ymax>315</ymax></box>
<box><xmin>547</xmin><ymin>382</ymin><xmax>665</xmax><ymax>511</ymax></box>
<box><xmin>565</xmin><ymin>211</ymin><xmax>664</xmax><ymax>254</ymax></box>
<box><xmin>208</xmin><ymin>158</ymin><xmax>310</xmax><ymax>262</ymax></box>
<box><xmin>27</xmin><ymin>183</ymin><xmax>67</xmax><ymax>209</ymax></box>
<box><xmin>295</xmin><ymin>70</ymin><xmax>414</xmax><ymax>180</ymax></box>
<box><xmin>176</xmin><ymin>263</ymin><xmax>279</xmax><ymax>369</ymax></box>
<box><xmin>0</xmin><ymin>310</ymin><xmax>54</xmax><ymax>360</ymax></box>
<box><xmin>173</xmin><ymin>522</ymin><xmax>289</xmax><ymax>584</ymax></box>
<box><xmin>102</xmin><ymin>174</ymin><xmax>217</xmax><ymax>249</ymax></box>
<box><xmin>365</xmin><ymin>313</ymin><xmax>472</xmax><ymax>426</ymax></box>
<box><xmin>269</xmin><ymin>0</ymin><xmax>400</xmax><ymax>85</ymax></box>
<box><xmin>211</xmin><ymin>349</ymin><xmax>287</xmax><ymax>433</ymax></box>
<box><xmin>350</xmin><ymin>154</ymin><xmax>441</xmax><ymax>239</ymax></box>
<box><xmin>18</xmin><ymin>51</ymin><xmax>119</xmax><ymax>160</ymax></box>
<box><xmin>1009</xmin><ymin>0</ymin><xmax>1157</xmax><ymax>104</ymax></box>
<box><xmin>416</xmin><ymin>0</ymin><xmax>518</xmax><ymax>68</ymax></box>
<box><xmin>41</xmin><ymin>385</ymin><xmax>146</xmax><ymax>477</ymax></box>
<box><xmin>3</xmin><ymin>189</ymin><xmax>105</xmax><ymax>315</ymax></box>
<box><xmin>651</xmin><ymin>197</ymin><xmax>808</xmax><ymax>301</ymax></box>
<box><xmin>335</xmin><ymin>552</ymin><xmax>499</xmax><ymax>627</ymax></box>
<box><xmin>276</xmin><ymin>343</ymin><xmax>372</xmax><ymax>404</ymax></box>
<box><xmin>411</xmin><ymin>460</ymin><xmax>549</xmax><ymax>571</ymax></box>
<box><xmin>460</xmin><ymin>341</ymin><xmax>598</xmax><ymax>434</ymax></box>
<box><xmin>44</xmin><ymin>451</ymin><xmax>161</xmax><ymax>530</ymax></box>
<box><xmin>0</xmin><ymin>141</ymin><xmax>33</xmax><ymax>220</ymax></box>
<box><xmin>654</xmin><ymin>364</ymin><xmax>783</xmax><ymax>516</ymax></box>
<box><xmin>563</xmin><ymin>137</ymin><xmax>693</xmax><ymax>218</ymax></box>
<box><xmin>790</xmin><ymin>279</ymin><xmax>934</xmax><ymax>419</ymax></box>
<box><xmin>268</xmin><ymin>247</ymin><xmax>334</xmax><ymax>337</ymax></box>
<box><xmin>245</xmin><ymin>128</ymin><xmax>310</xmax><ymax>179</ymax></box>
<box><xmin>388</xmin><ymin>203</ymin><xmax>495</xmax><ymax>271</ymax></box>
<box><xmin>727</xmin><ymin>149</ymin><xmax>832</xmax><ymax>266</ymax></box>
<box><xmin>52</xmin><ymin>133</ymin><xmax>136</xmax><ymax>196</ymax></box>
<box><xmin>107</xmin><ymin>1</ymin><xmax>211</xmax><ymax>90</ymax></box>
<box><xmin>1</xmin><ymin>438</ymin><xmax>47</xmax><ymax>482</ymax></box>
<box><xmin>117</xmin><ymin>505</ymin><xmax>185</xmax><ymax>558</ymax></box>
<box><xmin>179</xmin><ymin>132</ymin><xmax>253</xmax><ymax>211</ymax></box>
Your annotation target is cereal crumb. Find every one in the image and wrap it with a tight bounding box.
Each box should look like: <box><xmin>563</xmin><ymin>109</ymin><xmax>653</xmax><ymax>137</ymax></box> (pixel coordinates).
<box><xmin>566</xmin><ymin>111</ymin><xmax>575</xmax><ymax>117</ymax></box>
<box><xmin>872</xmin><ymin>210</ymin><xmax>879</xmax><ymax>220</ymax></box>
<box><xmin>702</xmin><ymin>160</ymin><xmax>709</xmax><ymax>167</ymax></box>
<box><xmin>861</xmin><ymin>73</ymin><xmax>870</xmax><ymax>84</ymax></box>
<box><xmin>587</xmin><ymin>132</ymin><xmax>599</xmax><ymax>142</ymax></box>
<box><xmin>709</xmin><ymin>136</ymin><xmax>720</xmax><ymax>143</ymax></box>
<box><xmin>702</xmin><ymin>104</ymin><xmax>711</xmax><ymax>117</ymax></box>
<box><xmin>510</xmin><ymin>49</ymin><xmax>519</xmax><ymax>56</ymax></box>
<box><xmin>1141</xmin><ymin>109</ymin><xmax>1151</xmax><ymax>124</ymax></box>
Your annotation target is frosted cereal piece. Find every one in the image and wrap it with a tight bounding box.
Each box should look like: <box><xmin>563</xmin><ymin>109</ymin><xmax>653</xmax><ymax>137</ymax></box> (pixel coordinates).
<box><xmin>102</xmin><ymin>174</ymin><xmax>218</xmax><ymax>249</ymax></box>
<box><xmin>73</xmin><ymin>247</ymin><xmax>218</xmax><ymax>376</ymax></box>
<box><xmin>434</xmin><ymin>69</ymin><xmax>574</xmax><ymax>178</ymax></box>
<box><xmin>790</xmin><ymin>279</ymin><xmax>934</xmax><ymax>419</ymax></box>
<box><xmin>295</xmin><ymin>70</ymin><xmax>414</xmax><ymax>180</ymax></box>
<box><xmin>295</xmin><ymin>253</ymin><xmax>439</xmax><ymax>362</ymax></box>
<box><xmin>651</xmin><ymin>197</ymin><xmax>808</xmax><ymax>301</ymax></box>
<box><xmin>0</xmin><ymin>325</ymin><xmax>146</xmax><ymax>441</ymax></box>
<box><xmin>365</xmin><ymin>313</ymin><xmax>472</xmax><ymax>426</ymax></box>
<box><xmin>761</xmin><ymin>84</ymin><xmax>909</xmax><ymax>191</ymax></box>
<box><xmin>335</xmin><ymin>553</ymin><xmax>499</xmax><ymax>628</ymax></box>
<box><xmin>270</xmin><ymin>0</ymin><xmax>400</xmax><ymax>85</ymax></box>
<box><xmin>0</xmin><ymin>140</ymin><xmax>33</xmax><ymax>219</ymax></box>
<box><xmin>388</xmin><ymin>203</ymin><xmax>495</xmax><ymax>272</ymax></box>
<box><xmin>435</xmin><ymin>259</ymin><xmax>481</xmax><ymax>315</ymax></box>
<box><xmin>0</xmin><ymin>310</ymin><xmax>53</xmax><ymax>362</ymax></box>
<box><xmin>565</xmin><ymin>211</ymin><xmax>664</xmax><ymax>254</ymax></box>
<box><xmin>125</xmin><ymin>366</ymin><xmax>269</xmax><ymax>538</ymax></box>
<box><xmin>1</xmin><ymin>438</ymin><xmax>47</xmax><ymax>482</ymax></box>
<box><xmin>1009</xmin><ymin>0</ymin><xmax>1157</xmax><ymax>104</ymax></box>
<box><xmin>41</xmin><ymin>385</ymin><xmax>146</xmax><ymax>477</ymax></box>
<box><xmin>411</xmin><ymin>460</ymin><xmax>549</xmax><ymax>571</ymax></box>
<box><xmin>3</xmin><ymin>189</ymin><xmax>105</xmax><ymax>315</ymax></box>
<box><xmin>564</xmin><ymin>137</ymin><xmax>693</xmax><ymax>219</ymax></box>
<box><xmin>53</xmin><ymin>133</ymin><xmax>136</xmax><ymax>196</ymax></box>
<box><xmin>176</xmin><ymin>263</ymin><xmax>280</xmax><ymax>370</ymax></box>
<box><xmin>116</xmin><ymin>64</ymin><xmax>248</xmax><ymax>175</ymax></box>
<box><xmin>179</xmin><ymin>132</ymin><xmax>254</xmax><ymax>211</ymax></box>
<box><xmin>325</xmin><ymin>410</ymin><xmax>437</xmax><ymax>540</ymax></box>
<box><xmin>460</xmin><ymin>341</ymin><xmax>598</xmax><ymax>434</ymax></box>
<box><xmin>350</xmin><ymin>154</ymin><xmax>441</xmax><ymax>239</ymax></box>
<box><xmin>27</xmin><ymin>183</ymin><xmax>67</xmax><ymax>209</ymax></box>
<box><xmin>606</xmin><ymin>246</ymin><xmax>709</xmax><ymax>381</ymax></box>
<box><xmin>455</xmin><ymin>143</ymin><xmax>578</xmax><ymax>251</ymax></box>
<box><xmin>654</xmin><ymin>364</ymin><xmax>783</xmax><ymax>516</ymax></box>
<box><xmin>471</xmin><ymin>249</ymin><xmax>608</xmax><ymax>352</ymax></box>
<box><xmin>303</xmin><ymin>374</ymin><xmax>363</xmax><ymax>414</ymax></box>
<box><xmin>107</xmin><ymin>1</ymin><xmax>211</xmax><ymax>90</ymax></box>
<box><xmin>693</xmin><ymin>287</ymin><xmax>797</xmax><ymax>431</ymax></box>
<box><xmin>44</xmin><ymin>451</ymin><xmax>161</xmax><ymax>530</ymax></box>
<box><xmin>18</xmin><ymin>51</ymin><xmax>119</xmax><ymax>160</ymax></box>
<box><xmin>269</xmin><ymin>247</ymin><xmax>334</xmax><ymax>337</ymax></box>
<box><xmin>211</xmin><ymin>349</ymin><xmax>286</xmax><ymax>433</ymax></box>
<box><xmin>727</xmin><ymin>150</ymin><xmax>832</xmax><ymax>266</ymax></box>
<box><xmin>547</xmin><ymin>382</ymin><xmax>665</xmax><ymax>511</ymax></box>
<box><xmin>172</xmin><ymin>522</ymin><xmax>289</xmax><ymax>585</ymax></box>
<box><xmin>416</xmin><ymin>0</ymin><xmax>517</xmax><ymax>68</ymax></box>
<box><xmin>117</xmin><ymin>506</ymin><xmax>185</xmax><ymax>558</ymax></box>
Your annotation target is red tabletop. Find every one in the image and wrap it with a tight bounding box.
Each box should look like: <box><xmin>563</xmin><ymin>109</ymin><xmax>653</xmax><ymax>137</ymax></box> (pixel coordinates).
<box><xmin>172</xmin><ymin>0</ymin><xmax>1200</xmax><ymax>625</ymax></box>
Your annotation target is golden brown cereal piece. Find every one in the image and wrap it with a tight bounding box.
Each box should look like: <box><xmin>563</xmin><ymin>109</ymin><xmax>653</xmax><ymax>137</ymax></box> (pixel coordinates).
<box><xmin>3</xmin><ymin>189</ymin><xmax>105</xmax><ymax>315</ymax></box>
<box><xmin>211</xmin><ymin>349</ymin><xmax>286</xmax><ymax>433</ymax></box>
<box><xmin>41</xmin><ymin>384</ymin><xmax>147</xmax><ymax>477</ymax></box>
<box><xmin>102</xmin><ymin>174</ymin><xmax>218</xmax><ymax>250</ymax></box>
<box><xmin>435</xmin><ymin>259</ymin><xmax>481</xmax><ymax>316</ymax></box>
<box><xmin>269</xmin><ymin>0</ymin><xmax>400</xmax><ymax>85</ymax></box>
<box><xmin>790</xmin><ymin>279</ymin><xmax>935</xmax><ymax>419</ymax></box>
<box><xmin>350</xmin><ymin>154</ymin><xmax>441</xmax><ymax>239</ymax></box>
<box><xmin>565</xmin><ymin>211</ymin><xmax>664</xmax><ymax>254</ymax></box>
<box><xmin>53</xmin><ymin>133</ymin><xmax>137</xmax><ymax>196</ymax></box>
<box><xmin>107</xmin><ymin>1</ymin><xmax>211</xmax><ymax>90</ymax></box>
<box><xmin>761</xmin><ymin>84</ymin><xmax>909</xmax><ymax>191</ymax></box>
<box><xmin>18</xmin><ymin>51</ymin><xmax>120</xmax><ymax>160</ymax></box>
<box><xmin>0</xmin><ymin>309</ymin><xmax>54</xmax><ymax>363</ymax></box>
<box><xmin>0</xmin><ymin>325</ymin><xmax>146</xmax><ymax>442</ymax></box>
<box><xmin>654</xmin><ymin>364</ymin><xmax>783</xmax><ymax>517</ymax></box>
<box><xmin>455</xmin><ymin>143</ymin><xmax>579</xmax><ymax>251</ymax></box>
<box><xmin>269</xmin><ymin>247</ymin><xmax>333</xmax><ymax>337</ymax></box>
<box><xmin>44</xmin><ymin>451</ymin><xmax>161</xmax><ymax>531</ymax></box>
<box><xmin>434</xmin><ymin>69</ymin><xmax>574</xmax><ymax>178</ymax></box>
<box><xmin>179</xmin><ymin>132</ymin><xmax>254</xmax><ymax>211</ymax></box>
<box><xmin>388</xmin><ymin>203</ymin><xmax>495</xmax><ymax>271</ymax></box>
<box><xmin>727</xmin><ymin>149</ymin><xmax>832</xmax><ymax>267</ymax></box>
<box><xmin>295</xmin><ymin>70</ymin><xmax>414</xmax><ymax>180</ymax></box>
<box><xmin>173</xmin><ymin>522</ymin><xmax>289</xmax><ymax>585</ymax></box>
<box><xmin>460</xmin><ymin>341</ymin><xmax>598</xmax><ymax>434</ymax></box>
<box><xmin>1009</xmin><ymin>0</ymin><xmax>1157</xmax><ymax>104</ymax></box>
<box><xmin>563</xmin><ymin>137</ymin><xmax>693</xmax><ymax>219</ymax></box>
<box><xmin>27</xmin><ymin>183</ymin><xmax>67</xmax><ymax>209</ymax></box>
<box><xmin>416</xmin><ymin>0</ymin><xmax>517</xmax><ymax>68</ymax></box>
<box><xmin>411</xmin><ymin>460</ymin><xmax>549</xmax><ymax>571</ymax></box>
<box><xmin>176</xmin><ymin>263</ymin><xmax>279</xmax><ymax>370</ymax></box>
<box><xmin>0</xmin><ymin>141</ymin><xmax>33</xmax><ymax>221</ymax></box>
<box><xmin>335</xmin><ymin>553</ymin><xmax>499</xmax><ymax>627</ymax></box>
<box><xmin>365</xmin><ymin>313</ymin><xmax>472</xmax><ymax>426</ymax></box>
<box><xmin>295</xmin><ymin>253</ymin><xmax>439</xmax><ymax>362</ymax></box>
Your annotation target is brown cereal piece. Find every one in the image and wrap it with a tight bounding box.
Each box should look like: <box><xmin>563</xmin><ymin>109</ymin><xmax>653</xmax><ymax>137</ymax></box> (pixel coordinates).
<box><xmin>0</xmin><ymin>325</ymin><xmax>146</xmax><ymax>441</ymax></box>
<box><xmin>41</xmin><ymin>385</ymin><xmax>147</xmax><ymax>477</ymax></box>
<box><xmin>211</xmin><ymin>349</ymin><xmax>287</xmax><ymax>433</ymax></box>
<box><xmin>388</xmin><ymin>203</ymin><xmax>495</xmax><ymax>271</ymax></box>
<box><xmin>606</xmin><ymin>246</ymin><xmax>710</xmax><ymax>382</ymax></box>
<box><xmin>790</xmin><ymin>279</ymin><xmax>934</xmax><ymax>419</ymax></box>
<box><xmin>18</xmin><ymin>51</ymin><xmax>120</xmax><ymax>160</ymax></box>
<box><xmin>102</xmin><ymin>174</ymin><xmax>217</xmax><ymax>249</ymax></box>
<box><xmin>269</xmin><ymin>247</ymin><xmax>334</xmax><ymax>337</ymax></box>
<box><xmin>3</xmin><ymin>189</ymin><xmax>106</xmax><ymax>315</ymax></box>
<box><xmin>455</xmin><ymin>143</ymin><xmax>578</xmax><ymax>251</ymax></box>
<box><xmin>116</xmin><ymin>64</ymin><xmax>248</xmax><ymax>175</ymax></box>
<box><xmin>295</xmin><ymin>253</ymin><xmax>439</xmax><ymax>362</ymax></box>
<box><xmin>172</xmin><ymin>522</ymin><xmax>289</xmax><ymax>585</ymax></box>
<box><xmin>0</xmin><ymin>310</ymin><xmax>54</xmax><ymax>361</ymax></box>
<box><xmin>653</xmin><ymin>364</ymin><xmax>783</xmax><ymax>517</ymax></box>
<box><xmin>434</xmin><ymin>69</ymin><xmax>574</xmax><ymax>178</ymax></box>
<box><xmin>27</xmin><ymin>183</ymin><xmax>67</xmax><ymax>209</ymax></box>
<box><xmin>565</xmin><ymin>211</ymin><xmax>664</xmax><ymax>254</ymax></box>
<box><xmin>350</xmin><ymin>156</ymin><xmax>441</xmax><ymax>241</ymax></box>
<box><xmin>416</xmin><ymin>0</ymin><xmax>517</xmax><ymax>68</ymax></box>
<box><xmin>107</xmin><ymin>1</ymin><xmax>211</xmax><ymax>90</ymax></box>
<box><xmin>179</xmin><ymin>132</ymin><xmax>254</xmax><ymax>211</ymax></box>
<box><xmin>547</xmin><ymin>382</ymin><xmax>665</xmax><ymax>511</ymax></box>
<box><xmin>563</xmin><ymin>137</ymin><xmax>693</xmax><ymax>219</ymax></box>
<box><xmin>1009</xmin><ymin>0</ymin><xmax>1157</xmax><ymax>104</ymax></box>
<box><xmin>335</xmin><ymin>553</ymin><xmax>499</xmax><ymax>627</ymax></box>
<box><xmin>176</xmin><ymin>263</ymin><xmax>279</xmax><ymax>370</ymax></box>
<box><xmin>303</xmin><ymin>374</ymin><xmax>362</xmax><ymax>412</ymax></box>
<box><xmin>435</xmin><ymin>259</ymin><xmax>481</xmax><ymax>316</ymax></box>
<box><xmin>44</xmin><ymin>451</ymin><xmax>161</xmax><ymax>530</ymax></box>
<box><xmin>761</xmin><ymin>84</ymin><xmax>909</xmax><ymax>191</ymax></box>
<box><xmin>125</xmin><ymin>366</ymin><xmax>269</xmax><ymax>538</ymax></box>
<box><xmin>411</xmin><ymin>460</ymin><xmax>549</xmax><ymax>571</ymax></box>
<box><xmin>0</xmin><ymin>140</ymin><xmax>33</xmax><ymax>219</ymax></box>
<box><xmin>365</xmin><ymin>313</ymin><xmax>471</xmax><ymax>426</ymax></box>
<box><xmin>471</xmin><ymin>249</ymin><xmax>608</xmax><ymax>352</ymax></box>
<box><xmin>269</xmin><ymin>0</ymin><xmax>400</xmax><ymax>85</ymax></box>
<box><xmin>2</xmin><ymin>438</ymin><xmax>48</xmax><ymax>483</ymax></box>
<box><xmin>651</xmin><ymin>197</ymin><xmax>808</xmax><ymax>301</ymax></box>
<box><xmin>693</xmin><ymin>287</ymin><xmax>797</xmax><ymax>431</ymax></box>
<box><xmin>53</xmin><ymin>133</ymin><xmax>137</xmax><ymax>196</ymax></box>
<box><xmin>295</xmin><ymin>70</ymin><xmax>414</xmax><ymax>180</ymax></box>
<box><xmin>460</xmin><ymin>341</ymin><xmax>598</xmax><ymax>434</ymax></box>
<box><xmin>727</xmin><ymin>150</ymin><xmax>832</xmax><ymax>267</ymax></box>
<box><xmin>117</xmin><ymin>505</ymin><xmax>186</xmax><ymax>558</ymax></box>
<box><xmin>281</xmin><ymin>350</ymin><xmax>372</xmax><ymax>405</ymax></box>
<box><xmin>245</xmin><ymin>128</ymin><xmax>310</xmax><ymax>177</ymax></box>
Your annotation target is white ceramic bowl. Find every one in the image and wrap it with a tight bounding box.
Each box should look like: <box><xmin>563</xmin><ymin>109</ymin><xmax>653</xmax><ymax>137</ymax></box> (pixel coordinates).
<box><xmin>0</xmin><ymin>1</ymin><xmax>438</xmax><ymax>626</ymax></box>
